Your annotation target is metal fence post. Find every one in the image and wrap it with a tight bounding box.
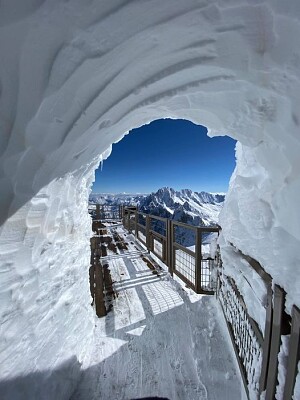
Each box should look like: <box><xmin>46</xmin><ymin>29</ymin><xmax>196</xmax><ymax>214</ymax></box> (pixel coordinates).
<box><xmin>128</xmin><ymin>210</ymin><xmax>132</xmax><ymax>233</ymax></box>
<box><xmin>126</xmin><ymin>210</ymin><xmax>129</xmax><ymax>231</ymax></box>
<box><xmin>195</xmin><ymin>227</ymin><xmax>202</xmax><ymax>294</ymax></box>
<box><xmin>259</xmin><ymin>284</ymin><xmax>273</xmax><ymax>393</ymax></box>
<box><xmin>283</xmin><ymin>305</ymin><xmax>300</xmax><ymax>399</ymax></box>
<box><xmin>146</xmin><ymin>215</ymin><xmax>150</xmax><ymax>251</ymax></box>
<box><xmin>135</xmin><ymin>210</ymin><xmax>138</xmax><ymax>238</ymax></box>
<box><xmin>94</xmin><ymin>260</ymin><xmax>106</xmax><ymax>317</ymax></box>
<box><xmin>166</xmin><ymin>219</ymin><xmax>173</xmax><ymax>275</ymax></box>
<box><xmin>90</xmin><ymin>236</ymin><xmax>106</xmax><ymax>317</ymax></box>
<box><xmin>96</xmin><ymin>204</ymin><xmax>100</xmax><ymax>220</ymax></box>
<box><xmin>265</xmin><ymin>285</ymin><xmax>287</xmax><ymax>400</ymax></box>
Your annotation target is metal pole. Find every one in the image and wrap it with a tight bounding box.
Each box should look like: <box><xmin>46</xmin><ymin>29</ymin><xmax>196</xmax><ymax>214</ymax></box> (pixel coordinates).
<box><xmin>128</xmin><ymin>210</ymin><xmax>132</xmax><ymax>233</ymax></box>
<box><xmin>259</xmin><ymin>284</ymin><xmax>273</xmax><ymax>393</ymax></box>
<box><xmin>283</xmin><ymin>305</ymin><xmax>300</xmax><ymax>399</ymax></box>
<box><xmin>94</xmin><ymin>259</ymin><xmax>106</xmax><ymax>317</ymax></box>
<box><xmin>195</xmin><ymin>227</ymin><xmax>202</xmax><ymax>294</ymax></box>
<box><xmin>135</xmin><ymin>210</ymin><xmax>138</xmax><ymax>238</ymax></box>
<box><xmin>96</xmin><ymin>204</ymin><xmax>100</xmax><ymax>220</ymax></box>
<box><xmin>90</xmin><ymin>236</ymin><xmax>106</xmax><ymax>317</ymax></box>
<box><xmin>265</xmin><ymin>285</ymin><xmax>286</xmax><ymax>400</ymax></box>
<box><xmin>122</xmin><ymin>207</ymin><xmax>126</xmax><ymax>228</ymax></box>
<box><xmin>166</xmin><ymin>219</ymin><xmax>173</xmax><ymax>275</ymax></box>
<box><xmin>146</xmin><ymin>215</ymin><xmax>150</xmax><ymax>251</ymax></box>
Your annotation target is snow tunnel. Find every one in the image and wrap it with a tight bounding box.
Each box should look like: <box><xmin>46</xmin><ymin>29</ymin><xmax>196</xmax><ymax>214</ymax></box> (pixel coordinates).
<box><xmin>0</xmin><ymin>1</ymin><xmax>300</xmax><ymax>399</ymax></box>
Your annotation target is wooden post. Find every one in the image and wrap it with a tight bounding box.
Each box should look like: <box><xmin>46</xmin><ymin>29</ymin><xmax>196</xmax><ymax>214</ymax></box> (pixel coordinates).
<box><xmin>195</xmin><ymin>228</ymin><xmax>202</xmax><ymax>294</ymax></box>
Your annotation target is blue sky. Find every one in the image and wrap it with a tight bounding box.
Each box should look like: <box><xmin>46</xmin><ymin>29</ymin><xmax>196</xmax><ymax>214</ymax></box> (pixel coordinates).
<box><xmin>92</xmin><ymin>119</ymin><xmax>236</xmax><ymax>194</ymax></box>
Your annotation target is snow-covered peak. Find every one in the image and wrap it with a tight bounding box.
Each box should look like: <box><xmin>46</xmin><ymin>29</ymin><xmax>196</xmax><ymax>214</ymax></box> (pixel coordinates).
<box><xmin>139</xmin><ymin>187</ymin><xmax>224</xmax><ymax>228</ymax></box>
<box><xmin>142</xmin><ymin>187</ymin><xmax>225</xmax><ymax>209</ymax></box>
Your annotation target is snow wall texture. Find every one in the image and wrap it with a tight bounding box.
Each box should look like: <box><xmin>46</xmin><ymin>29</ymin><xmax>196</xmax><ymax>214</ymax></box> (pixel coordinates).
<box><xmin>0</xmin><ymin>1</ymin><xmax>299</xmax><ymax>398</ymax></box>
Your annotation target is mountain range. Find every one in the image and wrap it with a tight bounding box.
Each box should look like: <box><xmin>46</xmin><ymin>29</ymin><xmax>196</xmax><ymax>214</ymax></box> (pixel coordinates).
<box><xmin>90</xmin><ymin>187</ymin><xmax>225</xmax><ymax>245</ymax></box>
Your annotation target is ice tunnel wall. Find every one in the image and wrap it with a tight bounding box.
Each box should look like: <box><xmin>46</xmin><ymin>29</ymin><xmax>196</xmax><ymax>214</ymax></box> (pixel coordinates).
<box><xmin>0</xmin><ymin>1</ymin><xmax>300</xmax><ymax>398</ymax></box>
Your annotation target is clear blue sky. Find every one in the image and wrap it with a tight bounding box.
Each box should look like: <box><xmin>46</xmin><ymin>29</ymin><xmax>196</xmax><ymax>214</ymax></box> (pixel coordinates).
<box><xmin>92</xmin><ymin>119</ymin><xmax>236</xmax><ymax>194</ymax></box>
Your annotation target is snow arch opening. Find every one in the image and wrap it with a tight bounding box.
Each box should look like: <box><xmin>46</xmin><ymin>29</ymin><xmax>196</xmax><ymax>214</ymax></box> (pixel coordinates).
<box><xmin>91</xmin><ymin>118</ymin><xmax>236</xmax><ymax>196</ymax></box>
<box><xmin>1</xmin><ymin>1</ymin><xmax>300</xmax><ymax>399</ymax></box>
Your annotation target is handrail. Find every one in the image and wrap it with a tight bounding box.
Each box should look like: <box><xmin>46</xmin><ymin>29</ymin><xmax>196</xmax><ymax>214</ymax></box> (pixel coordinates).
<box><xmin>150</xmin><ymin>229</ymin><xmax>166</xmax><ymax>241</ymax></box>
<box><xmin>171</xmin><ymin>220</ymin><xmax>199</xmax><ymax>230</ymax></box>
<box><xmin>173</xmin><ymin>242</ymin><xmax>195</xmax><ymax>258</ymax></box>
<box><xmin>148</xmin><ymin>213</ymin><xmax>168</xmax><ymax>222</ymax></box>
<box><xmin>239</xmin><ymin>251</ymin><xmax>272</xmax><ymax>286</ymax></box>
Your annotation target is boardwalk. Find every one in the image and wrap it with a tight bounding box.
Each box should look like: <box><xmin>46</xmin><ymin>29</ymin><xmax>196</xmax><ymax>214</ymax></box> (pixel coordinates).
<box><xmin>71</xmin><ymin>226</ymin><xmax>246</xmax><ymax>400</ymax></box>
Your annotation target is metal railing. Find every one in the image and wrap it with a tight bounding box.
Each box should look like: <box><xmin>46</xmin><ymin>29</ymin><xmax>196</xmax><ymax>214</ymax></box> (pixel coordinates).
<box><xmin>170</xmin><ymin>221</ymin><xmax>219</xmax><ymax>294</ymax></box>
<box><xmin>217</xmin><ymin>272</ymin><xmax>265</xmax><ymax>397</ymax></box>
<box><xmin>94</xmin><ymin>204</ymin><xmax>300</xmax><ymax>399</ymax></box>
<box><xmin>89</xmin><ymin>204</ymin><xmax>122</xmax><ymax>220</ymax></box>
<box><xmin>122</xmin><ymin>206</ymin><xmax>220</xmax><ymax>295</ymax></box>
<box><xmin>216</xmin><ymin>245</ymin><xmax>300</xmax><ymax>400</ymax></box>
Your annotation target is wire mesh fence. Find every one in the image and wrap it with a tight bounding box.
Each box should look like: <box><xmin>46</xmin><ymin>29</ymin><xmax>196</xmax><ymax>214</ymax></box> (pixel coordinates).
<box><xmin>119</xmin><ymin>206</ymin><xmax>300</xmax><ymax>399</ymax></box>
<box><xmin>217</xmin><ymin>274</ymin><xmax>263</xmax><ymax>396</ymax></box>
<box><xmin>174</xmin><ymin>247</ymin><xmax>196</xmax><ymax>288</ymax></box>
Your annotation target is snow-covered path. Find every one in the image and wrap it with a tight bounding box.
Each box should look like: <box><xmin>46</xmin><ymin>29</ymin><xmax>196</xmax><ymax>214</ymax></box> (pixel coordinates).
<box><xmin>71</xmin><ymin>228</ymin><xmax>246</xmax><ymax>400</ymax></box>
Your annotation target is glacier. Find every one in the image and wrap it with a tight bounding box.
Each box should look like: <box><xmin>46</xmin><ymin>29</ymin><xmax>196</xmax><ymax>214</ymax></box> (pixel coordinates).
<box><xmin>0</xmin><ymin>1</ymin><xmax>300</xmax><ymax>399</ymax></box>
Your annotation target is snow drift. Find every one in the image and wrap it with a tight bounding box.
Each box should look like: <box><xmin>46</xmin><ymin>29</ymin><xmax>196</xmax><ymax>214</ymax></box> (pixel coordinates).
<box><xmin>0</xmin><ymin>1</ymin><xmax>300</xmax><ymax>399</ymax></box>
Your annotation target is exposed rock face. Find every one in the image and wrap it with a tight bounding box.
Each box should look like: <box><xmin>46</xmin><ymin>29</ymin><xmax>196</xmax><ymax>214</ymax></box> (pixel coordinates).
<box><xmin>0</xmin><ymin>1</ymin><xmax>300</xmax><ymax>399</ymax></box>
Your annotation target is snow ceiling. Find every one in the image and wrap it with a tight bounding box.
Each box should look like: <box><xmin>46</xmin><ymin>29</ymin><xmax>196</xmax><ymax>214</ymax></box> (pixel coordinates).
<box><xmin>0</xmin><ymin>0</ymin><xmax>300</xmax><ymax>398</ymax></box>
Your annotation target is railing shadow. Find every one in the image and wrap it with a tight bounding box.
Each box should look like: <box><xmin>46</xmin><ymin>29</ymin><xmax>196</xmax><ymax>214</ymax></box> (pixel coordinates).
<box><xmin>0</xmin><ymin>356</ymin><xmax>81</xmax><ymax>400</ymax></box>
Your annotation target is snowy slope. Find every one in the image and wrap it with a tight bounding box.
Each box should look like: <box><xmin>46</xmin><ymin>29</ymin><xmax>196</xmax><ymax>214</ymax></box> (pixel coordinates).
<box><xmin>0</xmin><ymin>1</ymin><xmax>300</xmax><ymax>399</ymax></box>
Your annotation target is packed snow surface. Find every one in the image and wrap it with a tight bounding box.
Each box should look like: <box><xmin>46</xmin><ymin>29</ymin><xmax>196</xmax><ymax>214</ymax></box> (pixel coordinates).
<box><xmin>0</xmin><ymin>0</ymin><xmax>300</xmax><ymax>399</ymax></box>
<box><xmin>71</xmin><ymin>228</ymin><xmax>246</xmax><ymax>400</ymax></box>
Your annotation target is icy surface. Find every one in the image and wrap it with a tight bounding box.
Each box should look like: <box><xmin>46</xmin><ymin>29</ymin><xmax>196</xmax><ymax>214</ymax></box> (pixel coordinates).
<box><xmin>0</xmin><ymin>0</ymin><xmax>300</xmax><ymax>399</ymax></box>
